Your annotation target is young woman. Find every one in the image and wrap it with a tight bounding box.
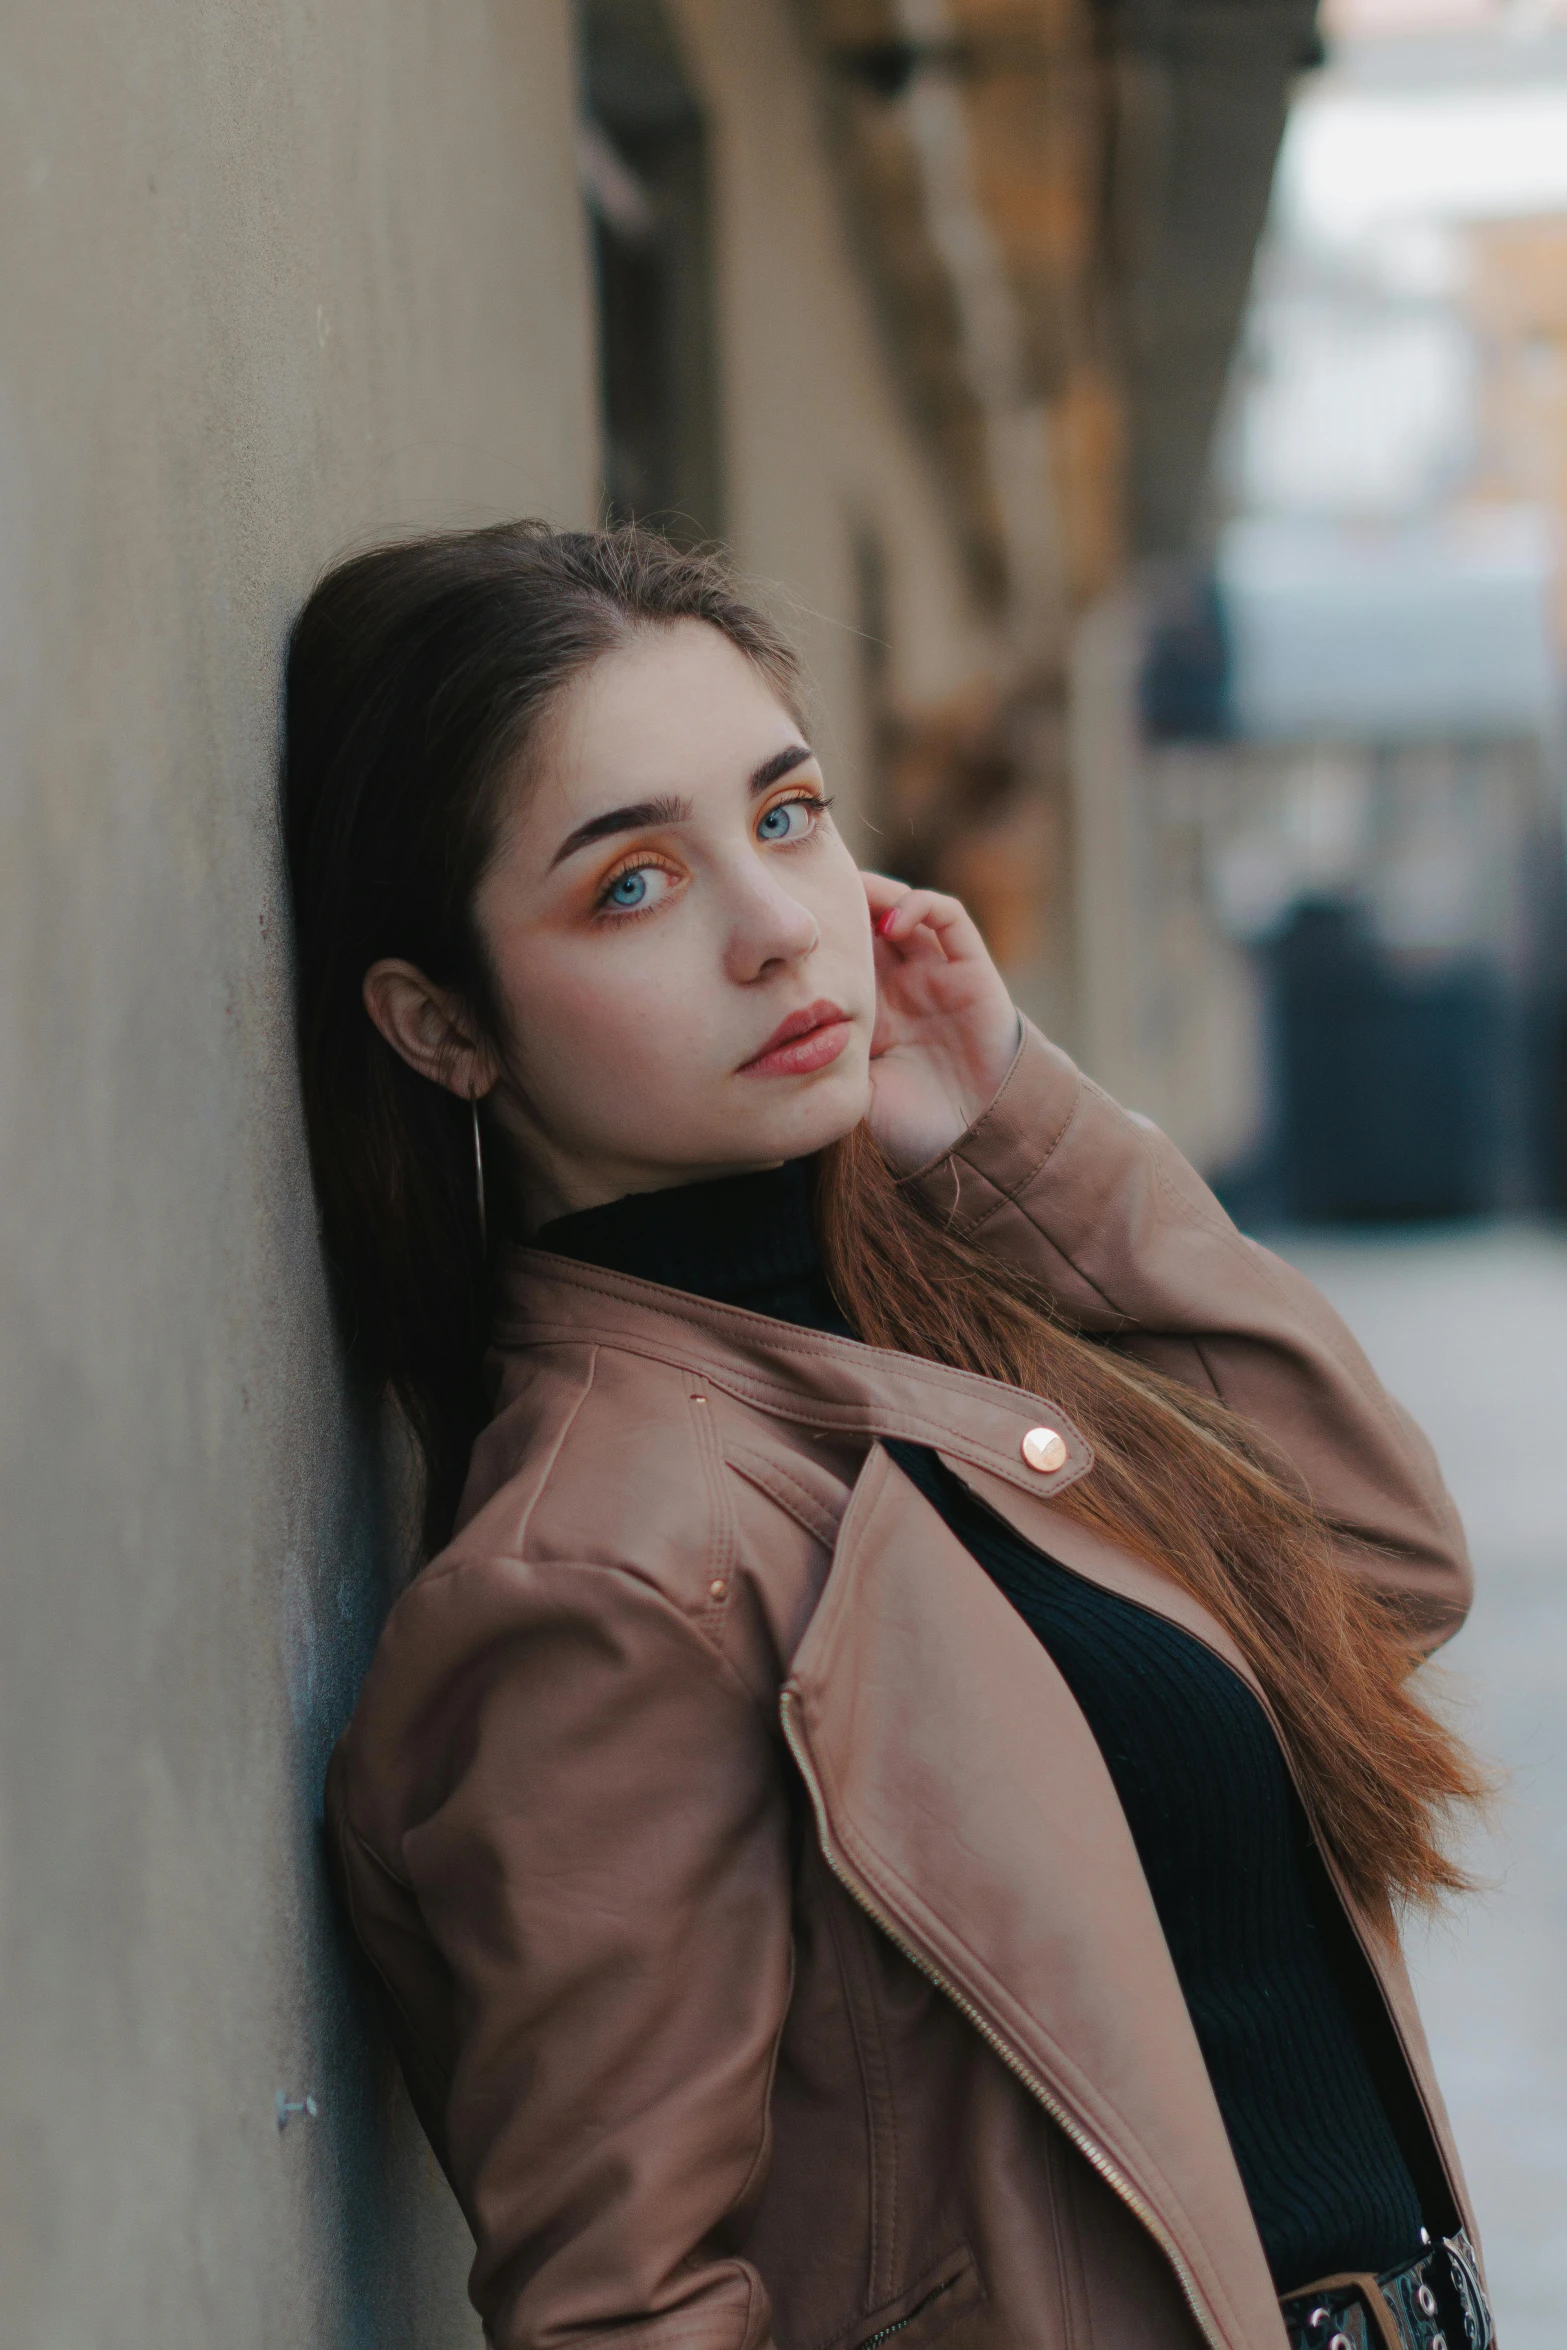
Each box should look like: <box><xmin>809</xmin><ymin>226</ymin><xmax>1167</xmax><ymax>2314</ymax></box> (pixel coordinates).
<box><xmin>287</xmin><ymin>522</ymin><xmax>1495</xmax><ymax>2350</ymax></box>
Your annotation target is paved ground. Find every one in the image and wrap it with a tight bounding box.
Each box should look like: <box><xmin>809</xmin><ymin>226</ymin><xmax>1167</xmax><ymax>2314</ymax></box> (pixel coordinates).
<box><xmin>1278</xmin><ymin>1226</ymin><xmax>1567</xmax><ymax>2350</ymax></box>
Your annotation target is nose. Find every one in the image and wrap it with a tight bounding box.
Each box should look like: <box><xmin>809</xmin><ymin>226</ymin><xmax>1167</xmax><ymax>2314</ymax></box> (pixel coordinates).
<box><xmin>721</xmin><ymin>855</ymin><xmax>820</xmax><ymax>983</ymax></box>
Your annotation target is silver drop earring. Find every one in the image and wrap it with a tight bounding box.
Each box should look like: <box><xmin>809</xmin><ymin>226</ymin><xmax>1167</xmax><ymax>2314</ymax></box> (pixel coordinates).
<box><xmin>471</xmin><ymin>1095</ymin><xmax>488</xmax><ymax>1256</ymax></box>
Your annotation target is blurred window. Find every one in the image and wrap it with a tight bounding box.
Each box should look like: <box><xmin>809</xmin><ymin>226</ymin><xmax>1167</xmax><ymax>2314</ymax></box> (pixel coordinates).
<box><xmin>577</xmin><ymin>0</ymin><xmax>723</xmax><ymax>543</ymax></box>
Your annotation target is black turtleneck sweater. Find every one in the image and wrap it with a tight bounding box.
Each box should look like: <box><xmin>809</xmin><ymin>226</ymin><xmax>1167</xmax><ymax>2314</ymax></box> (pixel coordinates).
<box><xmin>538</xmin><ymin>1159</ymin><xmax>1443</xmax><ymax>2293</ymax></box>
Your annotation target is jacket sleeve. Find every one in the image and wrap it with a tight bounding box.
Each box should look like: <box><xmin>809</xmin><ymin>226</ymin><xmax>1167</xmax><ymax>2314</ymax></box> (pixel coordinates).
<box><xmin>332</xmin><ymin>1555</ymin><xmax>794</xmax><ymax>2350</ymax></box>
<box><xmin>904</xmin><ymin>1018</ymin><xmax>1472</xmax><ymax>1649</ymax></box>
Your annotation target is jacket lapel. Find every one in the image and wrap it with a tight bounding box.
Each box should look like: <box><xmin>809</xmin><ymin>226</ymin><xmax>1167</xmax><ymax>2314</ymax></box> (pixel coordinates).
<box><xmin>783</xmin><ymin>1442</ymin><xmax>1288</xmax><ymax>2350</ymax></box>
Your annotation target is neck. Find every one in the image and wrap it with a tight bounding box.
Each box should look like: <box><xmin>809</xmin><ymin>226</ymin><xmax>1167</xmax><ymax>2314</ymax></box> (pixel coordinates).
<box><xmin>518</xmin><ymin>1154</ymin><xmax>789</xmax><ymax>1237</ymax></box>
<box><xmin>487</xmin><ymin>1094</ymin><xmax>790</xmax><ymax>1234</ymax></box>
<box><xmin>531</xmin><ymin>1154</ymin><xmax>852</xmax><ymax>1337</ymax></box>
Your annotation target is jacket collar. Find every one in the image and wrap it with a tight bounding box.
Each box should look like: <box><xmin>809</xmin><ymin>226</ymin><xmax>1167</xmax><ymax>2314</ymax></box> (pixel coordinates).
<box><xmin>494</xmin><ymin>1243</ymin><xmax>1098</xmax><ymax>1510</ymax></box>
<box><xmin>495</xmin><ymin>1244</ymin><xmax>1276</xmax><ymax>1692</ymax></box>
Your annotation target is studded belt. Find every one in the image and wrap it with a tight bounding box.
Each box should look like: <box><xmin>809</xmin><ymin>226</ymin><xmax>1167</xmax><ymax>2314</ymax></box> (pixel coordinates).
<box><xmin>1281</xmin><ymin>2231</ymin><xmax>1495</xmax><ymax>2350</ymax></box>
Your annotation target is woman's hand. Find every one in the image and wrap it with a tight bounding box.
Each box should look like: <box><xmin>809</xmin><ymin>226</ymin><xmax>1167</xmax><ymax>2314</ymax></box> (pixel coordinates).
<box><xmin>860</xmin><ymin>871</ymin><xmax>1021</xmax><ymax>1173</ymax></box>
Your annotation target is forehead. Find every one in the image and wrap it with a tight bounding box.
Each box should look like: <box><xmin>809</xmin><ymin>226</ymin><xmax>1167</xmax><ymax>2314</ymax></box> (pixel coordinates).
<box><xmin>541</xmin><ymin>620</ymin><xmax>800</xmax><ymax>811</ymax></box>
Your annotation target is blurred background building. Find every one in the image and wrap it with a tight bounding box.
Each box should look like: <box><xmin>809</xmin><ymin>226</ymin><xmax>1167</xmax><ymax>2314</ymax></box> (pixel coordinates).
<box><xmin>4</xmin><ymin>0</ymin><xmax>1567</xmax><ymax>2344</ymax></box>
<box><xmin>574</xmin><ymin>0</ymin><xmax>1567</xmax><ymax>1212</ymax></box>
<box><xmin>575</xmin><ymin>0</ymin><xmax>1322</xmax><ymax>1188</ymax></box>
<box><xmin>1148</xmin><ymin>0</ymin><xmax>1567</xmax><ymax>1220</ymax></box>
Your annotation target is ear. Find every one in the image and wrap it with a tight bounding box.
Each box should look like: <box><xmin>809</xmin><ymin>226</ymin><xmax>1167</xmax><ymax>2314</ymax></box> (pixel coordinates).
<box><xmin>362</xmin><ymin>959</ymin><xmax>496</xmax><ymax>1099</ymax></box>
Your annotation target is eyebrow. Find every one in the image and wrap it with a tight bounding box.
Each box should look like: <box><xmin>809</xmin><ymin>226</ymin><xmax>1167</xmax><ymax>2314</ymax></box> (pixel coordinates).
<box><xmin>550</xmin><ymin>793</ymin><xmax>691</xmax><ymax>868</ymax></box>
<box><xmin>749</xmin><ymin>742</ymin><xmax>814</xmax><ymax>793</ymax></box>
<box><xmin>549</xmin><ymin>742</ymin><xmax>815</xmax><ymax>868</ymax></box>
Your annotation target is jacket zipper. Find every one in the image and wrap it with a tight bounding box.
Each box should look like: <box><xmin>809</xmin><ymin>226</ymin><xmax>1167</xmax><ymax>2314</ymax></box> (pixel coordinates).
<box><xmin>779</xmin><ymin>1692</ymin><xmax>1230</xmax><ymax>2350</ymax></box>
<box><xmin>855</xmin><ymin>2271</ymin><xmax>961</xmax><ymax>2350</ymax></box>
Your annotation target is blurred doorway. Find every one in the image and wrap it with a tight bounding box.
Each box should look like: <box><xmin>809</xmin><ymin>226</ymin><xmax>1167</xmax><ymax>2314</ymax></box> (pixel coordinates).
<box><xmin>1193</xmin><ymin>736</ymin><xmax>1567</xmax><ymax>1222</ymax></box>
<box><xmin>1269</xmin><ymin>898</ymin><xmax>1510</xmax><ymax>1221</ymax></box>
<box><xmin>577</xmin><ymin>0</ymin><xmax>723</xmax><ymax>542</ymax></box>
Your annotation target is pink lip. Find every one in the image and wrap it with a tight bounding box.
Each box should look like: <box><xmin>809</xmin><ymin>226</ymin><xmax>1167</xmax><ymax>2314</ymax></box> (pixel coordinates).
<box><xmin>739</xmin><ymin>999</ymin><xmax>852</xmax><ymax>1078</ymax></box>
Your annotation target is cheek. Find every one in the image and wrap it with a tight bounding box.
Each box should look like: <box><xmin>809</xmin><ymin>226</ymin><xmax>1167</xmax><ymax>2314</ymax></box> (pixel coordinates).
<box><xmin>811</xmin><ymin>838</ymin><xmax>877</xmax><ymax>984</ymax></box>
<box><xmin>494</xmin><ymin>935</ymin><xmax>726</xmax><ymax>1107</ymax></box>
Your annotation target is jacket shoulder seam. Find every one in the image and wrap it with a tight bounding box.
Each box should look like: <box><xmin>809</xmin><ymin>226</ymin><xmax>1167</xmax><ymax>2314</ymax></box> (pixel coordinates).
<box><xmin>504</xmin><ymin>1335</ymin><xmax>601</xmax><ymax>1563</ymax></box>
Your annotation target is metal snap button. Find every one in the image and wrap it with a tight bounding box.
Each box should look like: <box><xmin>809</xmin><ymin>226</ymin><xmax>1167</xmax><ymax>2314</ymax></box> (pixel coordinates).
<box><xmin>1021</xmin><ymin>1425</ymin><xmax>1067</xmax><ymax>1473</ymax></box>
<box><xmin>1328</xmin><ymin>2333</ymin><xmax>1352</xmax><ymax>2350</ymax></box>
<box><xmin>1430</xmin><ymin>2336</ymin><xmax>1447</xmax><ymax>2350</ymax></box>
<box><xmin>1417</xmin><ymin>2286</ymin><xmax>1438</xmax><ymax>2316</ymax></box>
<box><xmin>1306</xmin><ymin>2314</ymin><xmax>1330</xmax><ymax>2334</ymax></box>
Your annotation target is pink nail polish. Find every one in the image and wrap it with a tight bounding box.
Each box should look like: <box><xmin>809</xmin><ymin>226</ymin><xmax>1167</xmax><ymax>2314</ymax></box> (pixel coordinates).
<box><xmin>875</xmin><ymin>908</ymin><xmax>898</xmax><ymax>938</ymax></box>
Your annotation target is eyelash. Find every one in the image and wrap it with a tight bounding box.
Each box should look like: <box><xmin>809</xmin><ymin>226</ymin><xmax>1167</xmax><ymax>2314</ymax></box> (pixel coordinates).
<box><xmin>590</xmin><ymin>790</ymin><xmax>833</xmax><ymax>916</ymax></box>
<box><xmin>782</xmin><ymin>790</ymin><xmax>833</xmax><ymax>822</ymax></box>
<box><xmin>756</xmin><ymin>789</ymin><xmax>832</xmax><ymax>844</ymax></box>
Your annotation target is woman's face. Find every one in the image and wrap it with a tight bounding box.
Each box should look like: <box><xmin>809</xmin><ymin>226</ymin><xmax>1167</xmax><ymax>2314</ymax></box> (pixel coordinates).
<box><xmin>471</xmin><ymin>620</ymin><xmax>877</xmax><ymax>1226</ymax></box>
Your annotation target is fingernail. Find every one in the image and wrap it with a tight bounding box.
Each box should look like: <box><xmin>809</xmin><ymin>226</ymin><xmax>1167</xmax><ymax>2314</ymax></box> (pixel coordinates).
<box><xmin>875</xmin><ymin>908</ymin><xmax>898</xmax><ymax>938</ymax></box>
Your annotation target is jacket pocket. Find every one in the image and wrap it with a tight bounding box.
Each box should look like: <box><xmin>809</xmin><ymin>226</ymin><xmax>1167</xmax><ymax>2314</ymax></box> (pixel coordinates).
<box><xmin>843</xmin><ymin>2246</ymin><xmax>986</xmax><ymax>2350</ymax></box>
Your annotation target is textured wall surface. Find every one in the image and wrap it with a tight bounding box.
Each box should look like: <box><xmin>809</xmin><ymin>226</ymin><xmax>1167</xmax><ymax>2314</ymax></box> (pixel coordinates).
<box><xmin>0</xmin><ymin>4</ymin><xmax>594</xmax><ymax>2342</ymax></box>
<box><xmin>0</xmin><ymin>0</ymin><xmax>1010</xmax><ymax>2336</ymax></box>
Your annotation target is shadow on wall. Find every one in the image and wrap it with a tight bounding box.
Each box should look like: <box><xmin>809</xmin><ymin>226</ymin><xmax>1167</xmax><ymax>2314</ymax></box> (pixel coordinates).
<box><xmin>281</xmin><ymin>1379</ymin><xmax>480</xmax><ymax>2349</ymax></box>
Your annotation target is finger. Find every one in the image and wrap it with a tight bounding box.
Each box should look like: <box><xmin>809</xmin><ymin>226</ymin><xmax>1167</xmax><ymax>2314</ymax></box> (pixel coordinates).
<box><xmin>873</xmin><ymin>887</ymin><xmax>986</xmax><ymax>961</ymax></box>
<box><xmin>875</xmin><ymin>911</ymin><xmax>947</xmax><ymax>964</ymax></box>
<box><xmin>860</xmin><ymin>869</ymin><xmax>909</xmax><ymax>919</ymax></box>
<box><xmin>862</xmin><ymin>872</ymin><xmax>940</xmax><ymax>957</ymax></box>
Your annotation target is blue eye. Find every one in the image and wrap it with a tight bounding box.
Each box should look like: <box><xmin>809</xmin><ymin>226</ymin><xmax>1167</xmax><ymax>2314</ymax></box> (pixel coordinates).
<box><xmin>758</xmin><ymin>797</ymin><xmax>815</xmax><ymax>842</ymax></box>
<box><xmin>597</xmin><ymin>861</ymin><xmax>680</xmax><ymax>915</ymax></box>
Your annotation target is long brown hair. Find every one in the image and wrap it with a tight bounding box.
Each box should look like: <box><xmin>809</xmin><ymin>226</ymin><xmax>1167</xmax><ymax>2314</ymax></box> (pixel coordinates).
<box><xmin>284</xmin><ymin>521</ymin><xmax>802</xmax><ymax>1549</ymax></box>
<box><xmin>284</xmin><ymin>518</ymin><xmax>1483</xmax><ymax>1919</ymax></box>
<box><xmin>819</xmin><ymin>1127</ymin><xmax>1486</xmax><ymax>1916</ymax></box>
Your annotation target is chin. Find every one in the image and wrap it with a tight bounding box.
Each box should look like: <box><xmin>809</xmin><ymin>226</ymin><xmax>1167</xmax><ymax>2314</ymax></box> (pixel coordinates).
<box><xmin>754</xmin><ymin>1064</ymin><xmax>871</xmax><ymax>1161</ymax></box>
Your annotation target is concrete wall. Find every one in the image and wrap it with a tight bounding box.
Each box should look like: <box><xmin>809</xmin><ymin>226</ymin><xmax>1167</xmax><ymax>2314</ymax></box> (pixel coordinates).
<box><xmin>0</xmin><ymin>0</ymin><xmax>1015</xmax><ymax>2338</ymax></box>
<box><xmin>0</xmin><ymin>3</ymin><xmax>595</xmax><ymax>2342</ymax></box>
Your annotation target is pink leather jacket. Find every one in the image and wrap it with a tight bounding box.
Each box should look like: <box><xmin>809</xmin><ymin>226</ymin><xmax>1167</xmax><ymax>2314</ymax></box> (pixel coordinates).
<box><xmin>327</xmin><ymin>1022</ymin><xmax>1478</xmax><ymax>2350</ymax></box>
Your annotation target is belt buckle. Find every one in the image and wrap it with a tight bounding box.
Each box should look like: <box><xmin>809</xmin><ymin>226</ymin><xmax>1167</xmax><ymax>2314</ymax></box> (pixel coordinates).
<box><xmin>1282</xmin><ymin>2234</ymin><xmax>1493</xmax><ymax>2350</ymax></box>
<box><xmin>1441</xmin><ymin>2232</ymin><xmax>1495</xmax><ymax>2350</ymax></box>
